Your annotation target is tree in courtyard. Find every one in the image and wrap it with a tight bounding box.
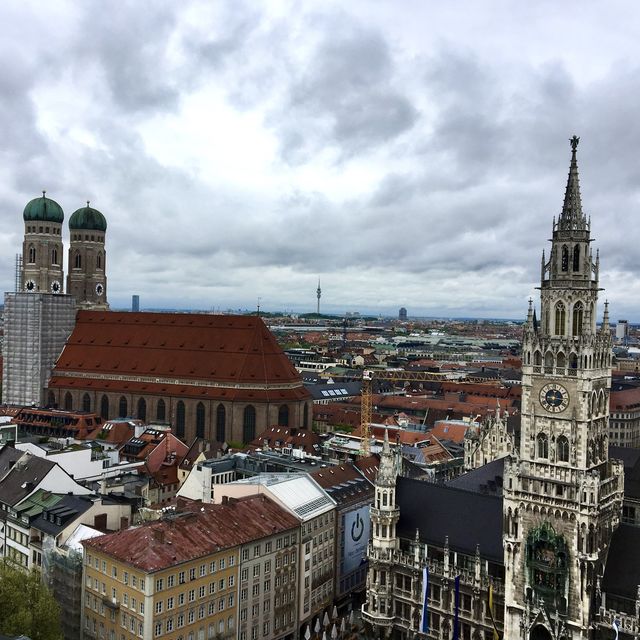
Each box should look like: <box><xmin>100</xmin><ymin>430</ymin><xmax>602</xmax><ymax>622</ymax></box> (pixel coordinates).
<box><xmin>0</xmin><ymin>560</ymin><xmax>62</xmax><ymax>640</ymax></box>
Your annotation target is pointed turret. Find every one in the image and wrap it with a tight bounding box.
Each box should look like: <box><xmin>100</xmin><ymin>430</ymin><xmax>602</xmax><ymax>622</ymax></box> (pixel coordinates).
<box><xmin>558</xmin><ymin>135</ymin><xmax>587</xmax><ymax>232</ymax></box>
<box><xmin>377</xmin><ymin>428</ymin><xmax>397</xmax><ymax>487</ymax></box>
<box><xmin>601</xmin><ymin>300</ymin><xmax>610</xmax><ymax>334</ymax></box>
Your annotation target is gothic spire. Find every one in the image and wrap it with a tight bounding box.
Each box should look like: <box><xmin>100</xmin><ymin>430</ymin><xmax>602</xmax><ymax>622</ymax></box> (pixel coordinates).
<box><xmin>558</xmin><ymin>135</ymin><xmax>587</xmax><ymax>232</ymax></box>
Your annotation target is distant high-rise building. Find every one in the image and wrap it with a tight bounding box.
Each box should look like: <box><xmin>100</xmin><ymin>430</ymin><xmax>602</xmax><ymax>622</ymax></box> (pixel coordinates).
<box><xmin>316</xmin><ymin>278</ymin><xmax>321</xmax><ymax>315</ymax></box>
<box><xmin>398</xmin><ymin>307</ymin><xmax>407</xmax><ymax>321</ymax></box>
<box><xmin>132</xmin><ymin>295</ymin><xmax>140</xmax><ymax>312</ymax></box>
<box><xmin>616</xmin><ymin>319</ymin><xmax>629</xmax><ymax>341</ymax></box>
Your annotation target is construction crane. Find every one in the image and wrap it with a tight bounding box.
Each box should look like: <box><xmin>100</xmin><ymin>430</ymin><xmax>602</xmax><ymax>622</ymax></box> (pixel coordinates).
<box><xmin>359</xmin><ymin>369</ymin><xmax>501</xmax><ymax>457</ymax></box>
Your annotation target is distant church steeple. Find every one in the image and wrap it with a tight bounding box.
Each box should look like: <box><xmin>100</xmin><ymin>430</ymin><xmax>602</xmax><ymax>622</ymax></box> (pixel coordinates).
<box><xmin>316</xmin><ymin>278</ymin><xmax>321</xmax><ymax>315</ymax></box>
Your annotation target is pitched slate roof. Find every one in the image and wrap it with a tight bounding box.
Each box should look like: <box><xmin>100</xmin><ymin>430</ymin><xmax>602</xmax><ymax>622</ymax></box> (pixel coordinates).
<box><xmin>0</xmin><ymin>452</ymin><xmax>56</xmax><ymax>508</ymax></box>
<box><xmin>396</xmin><ymin>476</ymin><xmax>503</xmax><ymax>562</ymax></box>
<box><xmin>49</xmin><ymin>312</ymin><xmax>310</xmax><ymax>403</ymax></box>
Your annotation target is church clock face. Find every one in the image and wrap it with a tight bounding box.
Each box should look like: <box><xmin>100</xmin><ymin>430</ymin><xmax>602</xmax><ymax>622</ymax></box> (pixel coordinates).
<box><xmin>50</xmin><ymin>280</ymin><xmax>61</xmax><ymax>294</ymax></box>
<box><xmin>95</xmin><ymin>283</ymin><xmax>104</xmax><ymax>296</ymax></box>
<box><xmin>539</xmin><ymin>383</ymin><xmax>570</xmax><ymax>413</ymax></box>
<box><xmin>25</xmin><ymin>279</ymin><xmax>36</xmax><ymax>292</ymax></box>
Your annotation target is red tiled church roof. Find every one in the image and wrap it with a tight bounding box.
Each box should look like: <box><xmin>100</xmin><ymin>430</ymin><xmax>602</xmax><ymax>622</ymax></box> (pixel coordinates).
<box><xmin>49</xmin><ymin>312</ymin><xmax>309</xmax><ymax>402</ymax></box>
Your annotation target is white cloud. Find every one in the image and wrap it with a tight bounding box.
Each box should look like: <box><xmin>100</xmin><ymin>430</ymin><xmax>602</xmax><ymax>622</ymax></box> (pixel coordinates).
<box><xmin>1</xmin><ymin>0</ymin><xmax>640</xmax><ymax>319</ymax></box>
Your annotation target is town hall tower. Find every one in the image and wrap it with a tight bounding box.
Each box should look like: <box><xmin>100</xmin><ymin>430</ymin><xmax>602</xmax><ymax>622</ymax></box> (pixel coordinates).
<box><xmin>502</xmin><ymin>138</ymin><xmax>624</xmax><ymax>639</ymax></box>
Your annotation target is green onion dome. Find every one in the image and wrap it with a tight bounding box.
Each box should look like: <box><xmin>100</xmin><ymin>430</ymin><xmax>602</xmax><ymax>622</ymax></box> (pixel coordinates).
<box><xmin>69</xmin><ymin>202</ymin><xmax>107</xmax><ymax>232</ymax></box>
<box><xmin>23</xmin><ymin>192</ymin><xmax>64</xmax><ymax>223</ymax></box>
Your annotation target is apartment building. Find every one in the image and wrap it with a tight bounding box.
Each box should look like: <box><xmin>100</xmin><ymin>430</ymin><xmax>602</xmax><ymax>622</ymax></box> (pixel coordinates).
<box><xmin>82</xmin><ymin>494</ymin><xmax>299</xmax><ymax>640</ymax></box>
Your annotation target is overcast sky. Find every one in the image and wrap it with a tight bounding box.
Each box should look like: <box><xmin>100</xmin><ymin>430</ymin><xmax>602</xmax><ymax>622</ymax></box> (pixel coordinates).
<box><xmin>2</xmin><ymin>1</ymin><xmax>640</xmax><ymax>319</ymax></box>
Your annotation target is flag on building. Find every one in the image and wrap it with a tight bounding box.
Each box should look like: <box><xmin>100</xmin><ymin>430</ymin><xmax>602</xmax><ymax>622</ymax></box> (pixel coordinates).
<box><xmin>453</xmin><ymin>575</ymin><xmax>460</xmax><ymax>640</ymax></box>
<box><xmin>420</xmin><ymin>566</ymin><xmax>429</xmax><ymax>633</ymax></box>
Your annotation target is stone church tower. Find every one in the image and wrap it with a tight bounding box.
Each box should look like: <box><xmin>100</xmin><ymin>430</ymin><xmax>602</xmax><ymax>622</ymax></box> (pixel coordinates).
<box><xmin>66</xmin><ymin>202</ymin><xmax>109</xmax><ymax>309</ymax></box>
<box><xmin>21</xmin><ymin>192</ymin><xmax>65</xmax><ymax>294</ymax></box>
<box><xmin>502</xmin><ymin>138</ymin><xmax>624</xmax><ymax>639</ymax></box>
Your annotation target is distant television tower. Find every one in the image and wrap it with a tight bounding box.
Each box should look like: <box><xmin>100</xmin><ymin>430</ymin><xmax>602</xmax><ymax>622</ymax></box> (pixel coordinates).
<box><xmin>316</xmin><ymin>279</ymin><xmax>321</xmax><ymax>315</ymax></box>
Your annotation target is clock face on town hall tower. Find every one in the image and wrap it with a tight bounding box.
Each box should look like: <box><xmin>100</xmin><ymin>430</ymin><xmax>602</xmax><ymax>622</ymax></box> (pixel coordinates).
<box><xmin>539</xmin><ymin>383</ymin><xmax>570</xmax><ymax>413</ymax></box>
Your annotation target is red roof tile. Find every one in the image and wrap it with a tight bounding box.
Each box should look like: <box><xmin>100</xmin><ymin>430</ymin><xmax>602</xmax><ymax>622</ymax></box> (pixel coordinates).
<box><xmin>50</xmin><ymin>312</ymin><xmax>309</xmax><ymax>402</ymax></box>
<box><xmin>83</xmin><ymin>494</ymin><xmax>299</xmax><ymax>572</ymax></box>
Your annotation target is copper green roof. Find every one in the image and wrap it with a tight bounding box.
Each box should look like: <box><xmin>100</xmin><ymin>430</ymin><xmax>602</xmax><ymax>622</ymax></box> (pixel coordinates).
<box><xmin>23</xmin><ymin>192</ymin><xmax>64</xmax><ymax>223</ymax></box>
<box><xmin>69</xmin><ymin>202</ymin><xmax>107</xmax><ymax>231</ymax></box>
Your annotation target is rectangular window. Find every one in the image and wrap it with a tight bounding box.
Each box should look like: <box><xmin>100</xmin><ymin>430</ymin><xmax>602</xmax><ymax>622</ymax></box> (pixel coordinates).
<box><xmin>265</xmin><ymin>541</ymin><xmax>272</xmax><ymax>553</ymax></box>
<box><xmin>229</xmin><ymin>575</ymin><xmax>235</xmax><ymax>587</ymax></box>
<box><xmin>200</xmin><ymin>564</ymin><xmax>206</xmax><ymax>577</ymax></box>
<box><xmin>242</xmin><ymin>549</ymin><xmax>249</xmax><ymax>561</ymax></box>
<box><xmin>189</xmin><ymin>568</ymin><xmax>196</xmax><ymax>581</ymax></box>
<box><xmin>155</xmin><ymin>601</ymin><xmax>163</xmax><ymax>614</ymax></box>
<box><xmin>167</xmin><ymin>575</ymin><xmax>174</xmax><ymax>588</ymax></box>
<box><xmin>188</xmin><ymin>589</ymin><xmax>195</xmax><ymax>602</ymax></box>
<box><xmin>229</xmin><ymin>555</ymin><xmax>235</xmax><ymax>566</ymax></box>
<box><xmin>178</xmin><ymin>571</ymin><xmax>185</xmax><ymax>584</ymax></box>
<box><xmin>220</xmin><ymin>558</ymin><xmax>226</xmax><ymax>569</ymax></box>
<box><xmin>209</xmin><ymin>561</ymin><xmax>216</xmax><ymax>573</ymax></box>
<box><xmin>219</xmin><ymin>579</ymin><xmax>225</xmax><ymax>590</ymax></box>
<box><xmin>155</xmin><ymin>578</ymin><xmax>163</xmax><ymax>592</ymax></box>
<box><xmin>167</xmin><ymin>597</ymin><xmax>174</xmax><ymax>610</ymax></box>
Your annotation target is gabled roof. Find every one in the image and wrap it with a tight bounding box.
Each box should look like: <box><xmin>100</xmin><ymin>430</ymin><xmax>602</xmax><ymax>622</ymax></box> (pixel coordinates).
<box><xmin>49</xmin><ymin>312</ymin><xmax>309</xmax><ymax>403</ymax></box>
<box><xmin>0</xmin><ymin>452</ymin><xmax>56</xmax><ymax>508</ymax></box>
<box><xmin>83</xmin><ymin>494</ymin><xmax>299</xmax><ymax>572</ymax></box>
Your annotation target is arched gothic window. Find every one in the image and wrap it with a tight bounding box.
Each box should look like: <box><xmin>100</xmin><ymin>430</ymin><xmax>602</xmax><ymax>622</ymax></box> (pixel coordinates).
<box><xmin>100</xmin><ymin>395</ymin><xmax>109</xmax><ymax>420</ymax></box>
<box><xmin>51</xmin><ymin>248</ymin><xmax>58</xmax><ymax>265</ymax></box>
<box><xmin>97</xmin><ymin>253</ymin><xmax>102</xmax><ymax>269</ymax></box>
<box><xmin>561</xmin><ymin>245</ymin><xmax>569</xmax><ymax>272</ymax></box>
<box><xmin>74</xmin><ymin>253</ymin><xmax>82</xmax><ymax>269</ymax></box>
<box><xmin>47</xmin><ymin>391</ymin><xmax>56</xmax><ymax>407</ymax></box>
<box><xmin>243</xmin><ymin>405</ymin><xmax>256</xmax><ymax>443</ymax></box>
<box><xmin>555</xmin><ymin>302</ymin><xmax>566</xmax><ymax>336</ymax></box>
<box><xmin>278</xmin><ymin>405</ymin><xmax>289</xmax><ymax>428</ymax></box>
<box><xmin>28</xmin><ymin>245</ymin><xmax>36</xmax><ymax>263</ymax></box>
<box><xmin>534</xmin><ymin>351</ymin><xmax>542</xmax><ymax>366</ymax></box>
<box><xmin>557</xmin><ymin>436</ymin><xmax>570</xmax><ymax>463</ymax></box>
<box><xmin>573</xmin><ymin>244</ymin><xmax>580</xmax><ymax>271</ymax></box>
<box><xmin>64</xmin><ymin>392</ymin><xmax>73</xmax><ymax>411</ymax></box>
<box><xmin>572</xmin><ymin>302</ymin><xmax>583</xmax><ymax>337</ymax></box>
<box><xmin>82</xmin><ymin>393</ymin><xmax>91</xmax><ymax>413</ymax></box>
<box><xmin>537</xmin><ymin>432</ymin><xmax>549</xmax><ymax>459</ymax></box>
<box><xmin>196</xmin><ymin>402</ymin><xmax>205</xmax><ymax>438</ymax></box>
<box><xmin>176</xmin><ymin>401</ymin><xmax>185</xmax><ymax>438</ymax></box>
<box><xmin>156</xmin><ymin>399</ymin><xmax>166</xmax><ymax>422</ymax></box>
<box><xmin>118</xmin><ymin>396</ymin><xmax>127</xmax><ymax>418</ymax></box>
<box><xmin>137</xmin><ymin>398</ymin><xmax>147</xmax><ymax>422</ymax></box>
<box><xmin>216</xmin><ymin>404</ymin><xmax>226</xmax><ymax>442</ymax></box>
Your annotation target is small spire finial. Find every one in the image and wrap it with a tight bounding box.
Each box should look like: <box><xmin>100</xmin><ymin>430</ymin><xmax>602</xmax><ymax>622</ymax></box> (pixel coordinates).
<box><xmin>42</xmin><ymin>190</ymin><xmax>46</xmax><ymax>198</ymax></box>
<box><xmin>86</xmin><ymin>200</ymin><xmax>90</xmax><ymax>207</ymax></box>
<box><xmin>570</xmin><ymin>135</ymin><xmax>580</xmax><ymax>152</ymax></box>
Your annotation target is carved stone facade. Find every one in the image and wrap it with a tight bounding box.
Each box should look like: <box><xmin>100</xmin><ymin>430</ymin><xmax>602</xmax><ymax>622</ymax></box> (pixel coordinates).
<box><xmin>464</xmin><ymin>405</ymin><xmax>514</xmax><ymax>471</ymax></box>
<box><xmin>503</xmin><ymin>138</ymin><xmax>624</xmax><ymax>639</ymax></box>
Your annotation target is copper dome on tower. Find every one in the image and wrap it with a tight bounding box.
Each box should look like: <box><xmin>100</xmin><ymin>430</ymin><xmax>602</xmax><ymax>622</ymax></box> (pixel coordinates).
<box><xmin>23</xmin><ymin>192</ymin><xmax>64</xmax><ymax>223</ymax></box>
<box><xmin>69</xmin><ymin>202</ymin><xmax>107</xmax><ymax>232</ymax></box>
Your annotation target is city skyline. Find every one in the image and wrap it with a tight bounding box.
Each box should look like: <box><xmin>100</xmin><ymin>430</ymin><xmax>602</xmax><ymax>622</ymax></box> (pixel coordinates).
<box><xmin>3</xmin><ymin>2</ymin><xmax>640</xmax><ymax>319</ymax></box>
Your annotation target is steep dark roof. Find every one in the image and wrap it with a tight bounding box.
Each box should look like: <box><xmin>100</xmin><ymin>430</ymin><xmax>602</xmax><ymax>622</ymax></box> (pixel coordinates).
<box><xmin>447</xmin><ymin>458</ymin><xmax>505</xmax><ymax>495</ymax></box>
<box><xmin>0</xmin><ymin>453</ymin><xmax>56</xmax><ymax>508</ymax></box>
<box><xmin>31</xmin><ymin>494</ymin><xmax>95</xmax><ymax>535</ymax></box>
<box><xmin>396</xmin><ymin>476</ymin><xmax>503</xmax><ymax>562</ymax></box>
<box><xmin>602</xmin><ymin>524</ymin><xmax>640</xmax><ymax>600</ymax></box>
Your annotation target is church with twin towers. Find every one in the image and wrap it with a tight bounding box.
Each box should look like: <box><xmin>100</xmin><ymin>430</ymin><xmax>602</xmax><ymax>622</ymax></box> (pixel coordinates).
<box><xmin>3</xmin><ymin>194</ymin><xmax>110</xmax><ymax>406</ymax></box>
